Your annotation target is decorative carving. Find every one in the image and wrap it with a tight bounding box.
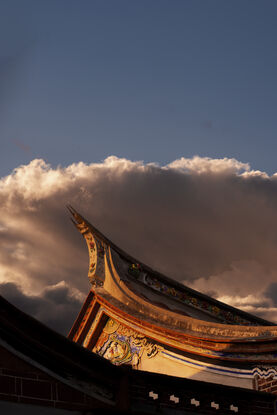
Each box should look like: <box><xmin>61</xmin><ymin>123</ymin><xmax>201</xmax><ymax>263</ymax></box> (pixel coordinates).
<box><xmin>127</xmin><ymin>262</ymin><xmax>258</xmax><ymax>326</ymax></box>
<box><xmin>94</xmin><ymin>318</ymin><xmax>163</xmax><ymax>367</ymax></box>
<box><xmin>76</xmin><ymin>222</ymin><xmax>106</xmax><ymax>287</ymax></box>
<box><xmin>76</xmin><ymin>220</ymin><xmax>89</xmax><ymax>235</ymax></box>
<box><xmin>128</xmin><ymin>263</ymin><xmax>142</xmax><ymax>278</ymax></box>
<box><xmin>90</xmin><ymin>278</ymin><xmax>104</xmax><ymax>288</ymax></box>
<box><xmin>252</xmin><ymin>367</ymin><xmax>277</xmax><ymax>379</ymax></box>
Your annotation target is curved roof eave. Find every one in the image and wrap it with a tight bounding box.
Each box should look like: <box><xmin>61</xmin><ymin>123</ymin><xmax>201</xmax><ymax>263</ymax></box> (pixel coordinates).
<box><xmin>68</xmin><ymin>206</ymin><xmax>274</xmax><ymax>329</ymax></box>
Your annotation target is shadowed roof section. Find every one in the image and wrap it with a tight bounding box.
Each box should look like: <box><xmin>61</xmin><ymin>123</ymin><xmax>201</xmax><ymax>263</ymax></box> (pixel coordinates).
<box><xmin>0</xmin><ymin>294</ymin><xmax>276</xmax><ymax>415</ymax></box>
<box><xmin>0</xmin><ymin>294</ymin><xmax>119</xmax><ymax>385</ymax></box>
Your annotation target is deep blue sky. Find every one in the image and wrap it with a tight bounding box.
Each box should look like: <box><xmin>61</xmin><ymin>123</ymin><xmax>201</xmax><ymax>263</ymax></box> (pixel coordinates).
<box><xmin>1</xmin><ymin>0</ymin><xmax>277</xmax><ymax>176</ymax></box>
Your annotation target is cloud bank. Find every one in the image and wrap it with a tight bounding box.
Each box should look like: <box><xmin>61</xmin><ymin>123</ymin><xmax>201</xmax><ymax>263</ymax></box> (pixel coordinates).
<box><xmin>1</xmin><ymin>155</ymin><xmax>277</xmax><ymax>332</ymax></box>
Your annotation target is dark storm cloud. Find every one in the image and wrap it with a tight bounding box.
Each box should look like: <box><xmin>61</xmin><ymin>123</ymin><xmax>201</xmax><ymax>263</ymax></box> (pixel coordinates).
<box><xmin>0</xmin><ymin>281</ymin><xmax>83</xmax><ymax>335</ymax></box>
<box><xmin>1</xmin><ymin>155</ymin><xmax>277</xmax><ymax>330</ymax></box>
<box><xmin>265</xmin><ymin>283</ymin><xmax>277</xmax><ymax>307</ymax></box>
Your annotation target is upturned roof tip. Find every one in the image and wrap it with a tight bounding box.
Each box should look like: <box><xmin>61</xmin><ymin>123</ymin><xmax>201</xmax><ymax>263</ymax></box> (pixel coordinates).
<box><xmin>66</xmin><ymin>204</ymin><xmax>77</xmax><ymax>215</ymax></box>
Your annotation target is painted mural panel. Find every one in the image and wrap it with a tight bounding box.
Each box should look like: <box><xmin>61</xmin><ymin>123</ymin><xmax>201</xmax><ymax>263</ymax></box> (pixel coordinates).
<box><xmin>93</xmin><ymin>318</ymin><xmax>161</xmax><ymax>368</ymax></box>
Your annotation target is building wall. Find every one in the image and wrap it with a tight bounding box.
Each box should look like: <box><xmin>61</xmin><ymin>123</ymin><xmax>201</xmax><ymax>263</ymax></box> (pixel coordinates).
<box><xmin>1</xmin><ymin>343</ymin><xmax>276</xmax><ymax>415</ymax></box>
<box><xmin>0</xmin><ymin>401</ymin><xmax>81</xmax><ymax>415</ymax></box>
<box><xmin>254</xmin><ymin>375</ymin><xmax>277</xmax><ymax>395</ymax></box>
<box><xmin>0</xmin><ymin>345</ymin><xmax>103</xmax><ymax>412</ymax></box>
<box><xmin>139</xmin><ymin>350</ymin><xmax>253</xmax><ymax>389</ymax></box>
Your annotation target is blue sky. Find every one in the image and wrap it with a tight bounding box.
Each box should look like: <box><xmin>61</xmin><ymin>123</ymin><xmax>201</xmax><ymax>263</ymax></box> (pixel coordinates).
<box><xmin>1</xmin><ymin>0</ymin><xmax>277</xmax><ymax>176</ymax></box>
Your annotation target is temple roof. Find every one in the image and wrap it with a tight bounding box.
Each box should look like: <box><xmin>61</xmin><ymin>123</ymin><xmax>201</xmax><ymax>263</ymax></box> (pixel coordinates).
<box><xmin>67</xmin><ymin>207</ymin><xmax>277</xmax><ymax>367</ymax></box>
<box><xmin>68</xmin><ymin>206</ymin><xmax>273</xmax><ymax>328</ymax></box>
